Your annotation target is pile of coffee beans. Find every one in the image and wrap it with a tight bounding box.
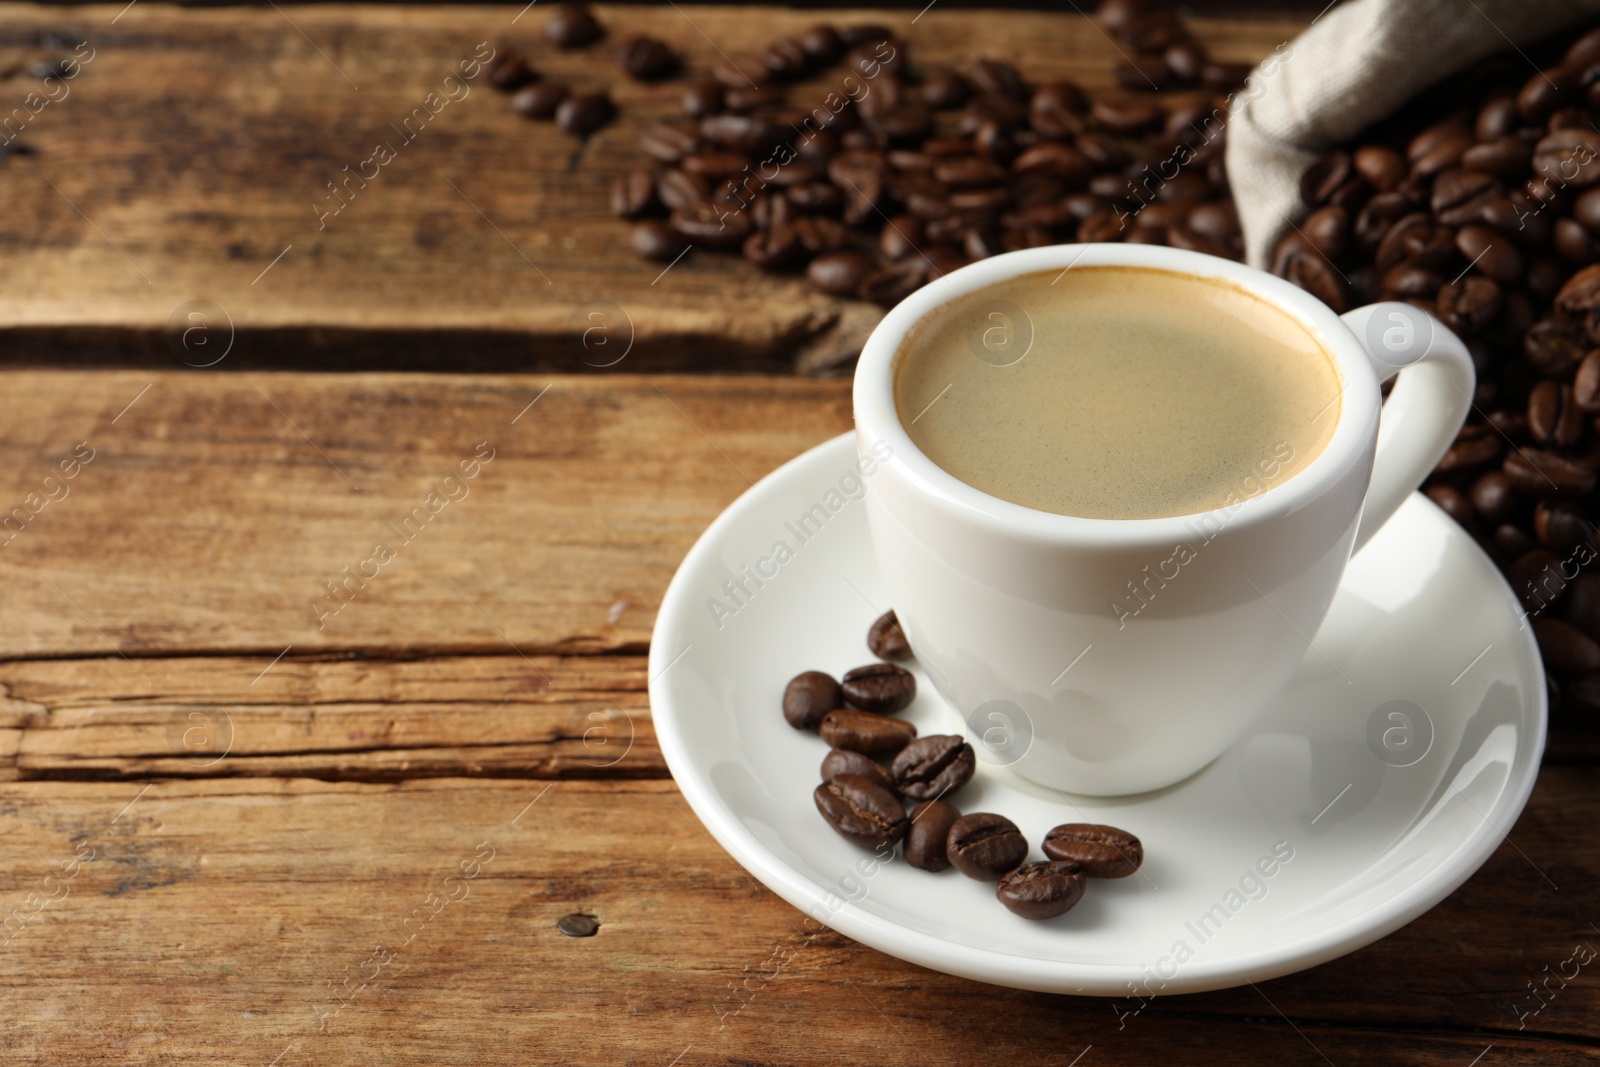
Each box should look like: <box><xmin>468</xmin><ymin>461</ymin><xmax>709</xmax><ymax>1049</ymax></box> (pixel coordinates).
<box><xmin>1281</xmin><ymin>21</ymin><xmax>1600</xmax><ymax>716</ymax></box>
<box><xmin>790</xmin><ymin>609</ymin><xmax>1144</xmax><ymax>920</ymax></box>
<box><xmin>605</xmin><ymin>3</ymin><xmax>1247</xmax><ymax>300</ymax></box>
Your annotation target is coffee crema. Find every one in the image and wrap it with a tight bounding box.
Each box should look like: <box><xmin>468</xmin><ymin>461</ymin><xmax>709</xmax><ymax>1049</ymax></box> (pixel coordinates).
<box><xmin>893</xmin><ymin>266</ymin><xmax>1342</xmax><ymax>520</ymax></box>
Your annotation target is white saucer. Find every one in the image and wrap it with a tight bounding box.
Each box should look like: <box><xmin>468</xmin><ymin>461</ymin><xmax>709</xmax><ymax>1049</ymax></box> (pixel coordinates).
<box><xmin>649</xmin><ymin>433</ymin><xmax>1546</xmax><ymax>995</ymax></box>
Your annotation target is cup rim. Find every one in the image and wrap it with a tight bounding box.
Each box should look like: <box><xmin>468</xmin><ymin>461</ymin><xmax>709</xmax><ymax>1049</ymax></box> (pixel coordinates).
<box><xmin>851</xmin><ymin>243</ymin><xmax>1381</xmax><ymax>547</ymax></box>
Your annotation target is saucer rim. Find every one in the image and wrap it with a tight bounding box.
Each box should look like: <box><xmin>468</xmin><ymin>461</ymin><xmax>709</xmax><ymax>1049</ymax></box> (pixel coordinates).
<box><xmin>649</xmin><ymin>432</ymin><xmax>1548</xmax><ymax>995</ymax></box>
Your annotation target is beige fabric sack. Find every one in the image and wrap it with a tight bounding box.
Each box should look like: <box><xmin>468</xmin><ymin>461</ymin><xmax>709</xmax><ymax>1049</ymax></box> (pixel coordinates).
<box><xmin>1226</xmin><ymin>0</ymin><xmax>1600</xmax><ymax>269</ymax></box>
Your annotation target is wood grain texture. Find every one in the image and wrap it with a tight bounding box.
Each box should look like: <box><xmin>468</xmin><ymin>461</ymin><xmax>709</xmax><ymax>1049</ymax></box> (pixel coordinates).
<box><xmin>0</xmin><ymin>3</ymin><xmax>1304</xmax><ymax>372</ymax></box>
<box><xmin>0</xmin><ymin>774</ymin><xmax>1593</xmax><ymax>1065</ymax></box>
<box><xmin>1</xmin><ymin>653</ymin><xmax>660</xmax><ymax>780</ymax></box>
<box><xmin>0</xmin><ymin>370</ymin><xmax>850</xmax><ymax>658</ymax></box>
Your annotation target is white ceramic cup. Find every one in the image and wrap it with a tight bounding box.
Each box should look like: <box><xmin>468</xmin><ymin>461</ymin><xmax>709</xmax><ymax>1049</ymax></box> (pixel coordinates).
<box><xmin>853</xmin><ymin>243</ymin><xmax>1475</xmax><ymax>796</ymax></box>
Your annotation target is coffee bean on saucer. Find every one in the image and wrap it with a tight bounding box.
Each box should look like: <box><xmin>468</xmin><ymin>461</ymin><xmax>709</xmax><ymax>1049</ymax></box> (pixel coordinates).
<box><xmin>841</xmin><ymin>663</ymin><xmax>916</xmax><ymax>714</ymax></box>
<box><xmin>905</xmin><ymin>800</ymin><xmax>961</xmax><ymax>871</ymax></box>
<box><xmin>821</xmin><ymin>748</ymin><xmax>898</xmax><ymax>794</ymax></box>
<box><xmin>556</xmin><ymin>91</ymin><xmax>616</xmax><ymax>136</ymax></box>
<box><xmin>814</xmin><ymin>774</ymin><xmax>908</xmax><ymax>849</ymax></box>
<box><xmin>618</xmin><ymin>34</ymin><xmax>679</xmax><ymax>81</ymax></box>
<box><xmin>819</xmin><ymin>709</ymin><xmax>917</xmax><ymax>758</ymax></box>
<box><xmin>1041</xmin><ymin>824</ymin><xmax>1144</xmax><ymax>878</ymax></box>
<box><xmin>996</xmin><ymin>861</ymin><xmax>1087</xmax><ymax>919</ymax></box>
<box><xmin>784</xmin><ymin>670</ymin><xmax>841</xmax><ymax>731</ymax></box>
<box><xmin>890</xmin><ymin>735</ymin><xmax>976</xmax><ymax>800</ymax></box>
<box><xmin>485</xmin><ymin>51</ymin><xmax>536</xmax><ymax>92</ymax></box>
<box><xmin>946</xmin><ymin>812</ymin><xmax>1028</xmax><ymax>881</ymax></box>
<box><xmin>543</xmin><ymin>3</ymin><xmax>605</xmax><ymax>48</ymax></box>
<box><xmin>513</xmin><ymin>82</ymin><xmax>569</xmax><ymax>120</ymax></box>
<box><xmin>867</xmin><ymin>609</ymin><xmax>912</xmax><ymax>660</ymax></box>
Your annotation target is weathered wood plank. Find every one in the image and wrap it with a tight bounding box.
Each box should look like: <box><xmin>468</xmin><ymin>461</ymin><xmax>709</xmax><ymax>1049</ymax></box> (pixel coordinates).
<box><xmin>0</xmin><ymin>653</ymin><xmax>660</xmax><ymax>780</ymax></box>
<box><xmin>0</xmin><ymin>772</ymin><xmax>1593</xmax><ymax>1064</ymax></box>
<box><xmin>0</xmin><ymin>370</ymin><xmax>851</xmax><ymax>658</ymax></box>
<box><xmin>0</xmin><ymin>4</ymin><xmax>1302</xmax><ymax>372</ymax></box>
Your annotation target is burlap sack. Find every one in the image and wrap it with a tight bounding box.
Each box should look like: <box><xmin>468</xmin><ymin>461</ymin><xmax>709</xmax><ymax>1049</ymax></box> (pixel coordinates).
<box><xmin>1226</xmin><ymin>0</ymin><xmax>1600</xmax><ymax>270</ymax></box>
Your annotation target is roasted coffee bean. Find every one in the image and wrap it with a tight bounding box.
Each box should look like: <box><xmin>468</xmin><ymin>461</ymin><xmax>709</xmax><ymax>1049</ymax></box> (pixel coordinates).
<box><xmin>1434</xmin><ymin>169</ymin><xmax>1502</xmax><ymax>227</ymax></box>
<box><xmin>848</xmin><ymin>41</ymin><xmax>904</xmax><ymax>80</ymax></box>
<box><xmin>1535</xmin><ymin>618</ymin><xmax>1600</xmax><ymax>674</ymax></box>
<box><xmin>1436</xmin><ymin>430</ymin><xmax>1502</xmax><ymax>473</ymax></box>
<box><xmin>783</xmin><ymin>670</ymin><xmax>841</xmax><ymax>731</ymax></box>
<box><xmin>1285</xmin><ymin>250</ymin><xmax>1352</xmax><ymax>312</ymax></box>
<box><xmin>1535</xmin><ymin>127</ymin><xmax>1600</xmax><ymax>186</ymax></box>
<box><xmin>1575</xmin><ymin>350</ymin><xmax>1600</xmax><ymax>411</ymax></box>
<box><xmin>640</xmin><ymin>122</ymin><xmax>699</xmax><ymax>164</ymax></box>
<box><xmin>858</xmin><ymin>262</ymin><xmax>927</xmax><ymax>306</ymax></box>
<box><xmin>821</xmin><ymin>748</ymin><xmax>898</xmax><ymax>794</ymax></box>
<box><xmin>682</xmin><ymin>151</ymin><xmax>749</xmax><ymax>180</ymax></box>
<box><xmin>800</xmin><ymin>24</ymin><xmax>844</xmax><ymax>63</ymax></box>
<box><xmin>1470</xmin><ymin>470</ymin><xmax>1517</xmax><ymax>522</ymax></box>
<box><xmin>1509</xmin><ymin>548</ymin><xmax>1568</xmax><ymax>612</ymax></box>
<box><xmin>1530</xmin><ymin>380</ymin><xmax>1586</xmax><ymax>446</ymax></box>
<box><xmin>1427</xmin><ymin>484</ymin><xmax>1475</xmax><ymax>527</ymax></box>
<box><xmin>1556</xmin><ymin>218</ymin><xmax>1600</xmax><ymax>264</ymax></box>
<box><xmin>1302</xmin><ymin>205</ymin><xmax>1349</xmax><ymax>260</ymax></box>
<box><xmin>787</xmin><ymin>181</ymin><xmax>843</xmax><ymax>214</ymax></box>
<box><xmin>657</xmin><ymin>169</ymin><xmax>708</xmax><ymax>212</ymax></box>
<box><xmin>867</xmin><ymin>609</ymin><xmax>912</xmax><ymax>660</ymax></box>
<box><xmin>890</xmin><ymin>735</ymin><xmax>976</xmax><ymax>800</ymax></box>
<box><xmin>1520</xmin><ymin>65</ymin><xmax>1582</xmax><ymax>124</ymax></box>
<box><xmin>1525</xmin><ymin>318</ymin><xmax>1588</xmax><ymax>376</ymax></box>
<box><xmin>1456</xmin><ymin>224</ymin><xmax>1524</xmax><ymax>284</ymax></box>
<box><xmin>1504</xmin><ymin>448</ymin><xmax>1597</xmax><ymax>495</ymax></box>
<box><xmin>681</xmin><ymin>80</ymin><xmax>725</xmax><ymax>118</ymax></box>
<box><xmin>1535</xmin><ymin>500</ymin><xmax>1597</xmax><ymax>554</ymax></box>
<box><xmin>996</xmin><ymin>861</ymin><xmax>1086</xmax><ymax>919</ymax></box>
<box><xmin>1461</xmin><ymin>136</ymin><xmax>1535</xmax><ymax>180</ymax></box>
<box><xmin>819</xmin><ymin>709</ymin><xmax>917</xmax><ymax>758</ymax></box>
<box><xmin>946</xmin><ymin>812</ymin><xmax>1029</xmax><ymax>881</ymax></box>
<box><xmin>1091</xmin><ymin>97</ymin><xmax>1163</xmax><ymax>134</ymax></box>
<box><xmin>1041</xmin><ymin>824</ymin><xmax>1143</xmax><ymax>878</ymax></box>
<box><xmin>618</xmin><ymin>34</ymin><xmax>678</xmax><ymax>81</ymax></box>
<box><xmin>1437</xmin><ymin>276</ymin><xmax>1503</xmax><ymax>333</ymax></box>
<box><xmin>485</xmin><ymin>51</ymin><xmax>536</xmax><ymax>92</ymax></box>
<box><xmin>905</xmin><ymin>800</ymin><xmax>961</xmax><ymax>872</ymax></box>
<box><xmin>795</xmin><ymin>216</ymin><xmax>849</xmax><ymax>253</ymax></box>
<box><xmin>814</xmin><ymin>774</ymin><xmax>908</xmax><ymax>849</ymax></box>
<box><xmin>1499</xmin><ymin>524</ymin><xmax>1542</xmax><ymax>559</ymax></box>
<box><xmin>807</xmin><ymin>250</ymin><xmax>875</xmax><ymax>296</ymax></box>
<box><xmin>970</xmin><ymin>58</ymin><xmax>1028</xmax><ymax>102</ymax></box>
<box><xmin>1353</xmin><ymin>145</ymin><xmax>1407</xmax><ymax>190</ymax></box>
<box><xmin>1163</xmin><ymin>39</ymin><xmax>1207</xmax><ymax>84</ymax></box>
<box><xmin>742</xmin><ymin>224</ymin><xmax>803</xmax><ymax>270</ymax></box>
<box><xmin>841</xmin><ymin>662</ymin><xmax>916</xmax><ymax>713</ymax></box>
<box><xmin>922</xmin><ymin>71</ymin><xmax>970</xmax><ymax>110</ymax></box>
<box><xmin>671</xmin><ymin>203</ymin><xmax>751</xmax><ymax>249</ymax></box>
<box><xmin>611</xmin><ymin>170</ymin><xmax>659</xmax><ymax>219</ymax></box>
<box><xmin>1301</xmin><ymin>151</ymin><xmax>1351</xmax><ymax>205</ymax></box>
<box><xmin>630</xmin><ymin>220</ymin><xmax>688</xmax><ymax>263</ymax></box>
<box><xmin>512</xmin><ymin>82</ymin><xmax>569</xmax><ymax>119</ymax></box>
<box><xmin>555</xmin><ymin>91</ymin><xmax>615</xmax><ymax>136</ymax></box>
<box><xmin>543</xmin><ymin>3</ymin><xmax>605</xmax><ymax>48</ymax></box>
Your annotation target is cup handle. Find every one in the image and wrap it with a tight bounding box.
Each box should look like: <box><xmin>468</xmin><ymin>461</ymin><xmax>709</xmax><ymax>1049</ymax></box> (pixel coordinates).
<box><xmin>1339</xmin><ymin>302</ymin><xmax>1475</xmax><ymax>555</ymax></box>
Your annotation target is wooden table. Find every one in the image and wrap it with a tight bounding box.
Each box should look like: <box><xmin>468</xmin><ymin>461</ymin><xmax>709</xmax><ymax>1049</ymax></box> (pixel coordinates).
<box><xmin>1</xmin><ymin>4</ymin><xmax>1597</xmax><ymax>1064</ymax></box>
